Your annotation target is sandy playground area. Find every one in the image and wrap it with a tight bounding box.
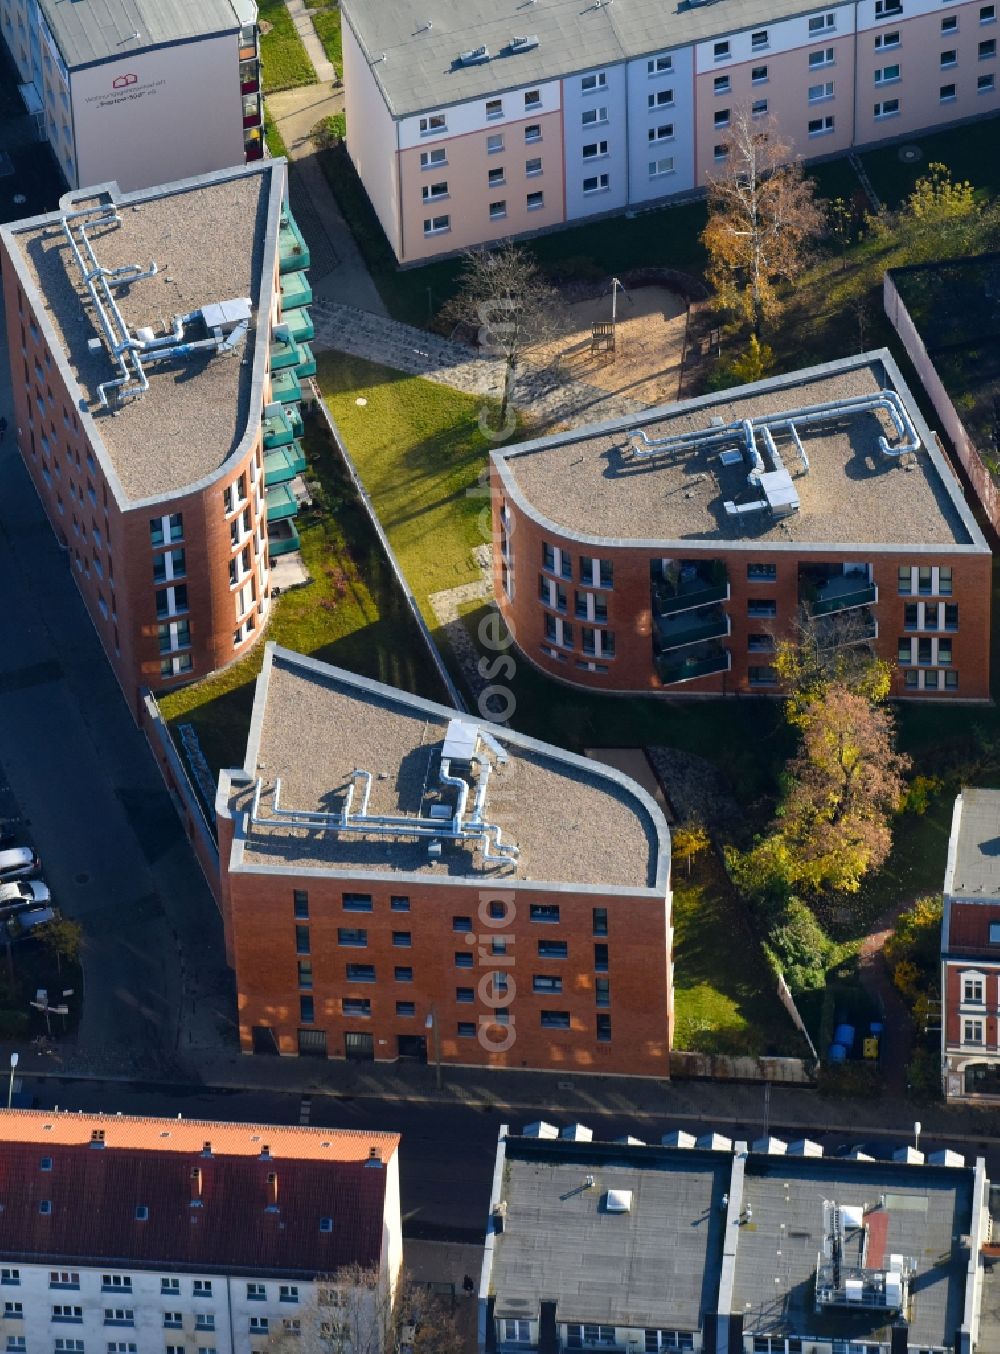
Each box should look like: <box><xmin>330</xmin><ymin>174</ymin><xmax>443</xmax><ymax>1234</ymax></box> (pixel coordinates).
<box><xmin>526</xmin><ymin>284</ymin><xmax>688</xmax><ymax>407</ymax></box>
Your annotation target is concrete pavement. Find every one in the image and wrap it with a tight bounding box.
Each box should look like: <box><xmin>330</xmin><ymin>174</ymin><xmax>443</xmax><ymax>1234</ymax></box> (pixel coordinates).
<box><xmin>282</xmin><ymin>0</ymin><xmax>335</xmax><ymax>84</ymax></box>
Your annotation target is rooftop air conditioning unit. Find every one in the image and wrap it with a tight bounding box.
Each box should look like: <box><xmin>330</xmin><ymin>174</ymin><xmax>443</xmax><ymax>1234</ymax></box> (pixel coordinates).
<box><xmin>459</xmin><ymin>45</ymin><xmax>490</xmax><ymax>64</ymax></box>
<box><xmin>510</xmin><ymin>34</ymin><xmax>539</xmax><ymax>51</ymax></box>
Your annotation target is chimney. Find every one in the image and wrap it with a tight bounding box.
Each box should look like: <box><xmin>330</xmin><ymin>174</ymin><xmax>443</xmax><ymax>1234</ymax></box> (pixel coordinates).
<box><xmin>266</xmin><ymin>1170</ymin><xmax>279</xmax><ymax>1211</ymax></box>
<box><xmin>365</xmin><ymin>1146</ymin><xmax>383</xmax><ymax>1169</ymax></box>
<box><xmin>190</xmin><ymin>1165</ymin><xmax>203</xmax><ymax>1207</ymax></box>
<box><xmin>260</xmin><ymin>1144</ymin><xmax>271</xmax><ymax>1160</ymax></box>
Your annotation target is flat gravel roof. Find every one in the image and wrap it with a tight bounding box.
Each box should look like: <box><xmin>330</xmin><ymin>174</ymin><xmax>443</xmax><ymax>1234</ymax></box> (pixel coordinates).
<box><xmin>496</xmin><ymin>356</ymin><xmax>980</xmax><ymax>550</ymax></box>
<box><xmin>233</xmin><ymin>646</ymin><xmax>667</xmax><ymax>890</ymax></box>
<box><xmin>6</xmin><ymin>170</ymin><xmax>273</xmax><ymax>503</ymax></box>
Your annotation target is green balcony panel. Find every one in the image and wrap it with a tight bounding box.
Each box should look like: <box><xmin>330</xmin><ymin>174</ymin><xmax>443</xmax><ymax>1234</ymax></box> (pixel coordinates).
<box><xmin>270</xmin><ymin>369</ymin><xmax>302</xmax><ymax>404</ymax></box>
<box><xmin>278</xmin><ymin>210</ymin><xmax>311</xmax><ymax>273</ymax></box>
<box><xmin>262</xmin><ymin>405</ymin><xmax>293</xmax><ymax>449</ymax></box>
<box><xmin>657</xmin><ymin>645</ymin><xmax>730</xmax><ymax>687</ymax></box>
<box><xmin>266</xmin><ymin>482</ymin><xmax>298</xmax><ymax>523</ymax></box>
<box><xmin>288</xmin><ymin>405</ymin><xmax>304</xmax><ymax>438</ymax></box>
<box><xmin>653</xmin><ymin>578</ymin><xmax>729</xmax><ymax>616</ymax></box>
<box><xmin>295</xmin><ymin>342</ymin><xmax>316</xmax><ymax>378</ymax></box>
<box><xmin>654</xmin><ymin>606</ymin><xmax>729</xmax><ymax>653</ymax></box>
<box><xmin>269</xmin><ymin>333</ymin><xmax>306</xmax><ymax>371</ymax></box>
<box><xmin>280</xmin><ymin>270</ymin><xmax>312</xmax><ymax>310</ymax></box>
<box><xmin>264</xmin><ymin>440</ymin><xmax>307</xmax><ymax>487</ymax></box>
<box><xmin>810</xmin><ymin>581</ymin><xmax>878</xmax><ymax>616</ymax></box>
<box><xmin>282</xmin><ymin>306</ymin><xmax>314</xmax><ymax>342</ymax></box>
<box><xmin>268</xmin><ymin>517</ymin><xmax>301</xmax><ymax>556</ymax></box>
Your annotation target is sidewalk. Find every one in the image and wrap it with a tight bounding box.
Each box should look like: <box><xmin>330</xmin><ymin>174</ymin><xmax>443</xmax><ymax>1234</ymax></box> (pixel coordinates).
<box><xmin>283</xmin><ymin>0</ymin><xmax>335</xmax><ymax>83</ymax></box>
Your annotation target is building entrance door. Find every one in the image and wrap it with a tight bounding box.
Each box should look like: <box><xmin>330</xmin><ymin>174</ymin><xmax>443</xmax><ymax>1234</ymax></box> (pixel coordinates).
<box><xmin>345</xmin><ymin>1031</ymin><xmax>374</xmax><ymax>1061</ymax></box>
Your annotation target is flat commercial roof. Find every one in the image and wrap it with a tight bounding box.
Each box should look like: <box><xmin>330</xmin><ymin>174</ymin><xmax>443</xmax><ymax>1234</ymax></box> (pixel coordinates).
<box><xmin>733</xmin><ymin>1157</ymin><xmax>973</xmax><ymax>1349</ymax></box>
<box><xmin>3</xmin><ymin>165</ymin><xmax>278</xmax><ymax>504</ymax></box>
<box><xmin>40</xmin><ymin>0</ymin><xmax>244</xmax><ymax>71</ymax></box>
<box><xmin>946</xmin><ymin>788</ymin><xmax>1000</xmax><ymax>899</ymax></box>
<box><xmin>229</xmin><ymin>645</ymin><xmax>668</xmax><ymax>890</ymax></box>
<box><xmin>495</xmin><ymin>354</ymin><xmax>984</xmax><ymax>551</ymax></box>
<box><xmin>490</xmin><ymin>1138</ymin><xmax>729</xmax><ymax>1330</ymax></box>
<box><xmin>342</xmin><ymin>0</ymin><xmax>852</xmax><ymax>118</ymax></box>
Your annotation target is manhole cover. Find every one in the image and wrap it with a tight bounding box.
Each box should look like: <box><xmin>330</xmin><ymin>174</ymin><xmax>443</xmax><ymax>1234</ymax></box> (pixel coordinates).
<box><xmin>74</xmin><ymin>872</ymin><xmax>90</xmax><ymax>885</ymax></box>
<box><xmin>898</xmin><ymin>144</ymin><xmax>922</xmax><ymax>163</ymax></box>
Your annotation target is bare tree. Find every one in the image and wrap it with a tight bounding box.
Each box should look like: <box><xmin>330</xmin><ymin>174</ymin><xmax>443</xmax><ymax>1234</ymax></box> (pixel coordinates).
<box><xmin>264</xmin><ymin>1265</ymin><xmax>465</xmax><ymax>1354</ymax></box>
<box><xmin>701</xmin><ymin>107</ymin><xmax>825</xmax><ymax>334</ymax></box>
<box><xmin>443</xmin><ymin>241</ymin><xmax>560</xmax><ymax>436</ymax></box>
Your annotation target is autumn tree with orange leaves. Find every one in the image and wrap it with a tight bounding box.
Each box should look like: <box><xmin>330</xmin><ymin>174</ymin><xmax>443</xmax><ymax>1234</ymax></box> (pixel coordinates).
<box><xmin>701</xmin><ymin>107</ymin><xmax>825</xmax><ymax>334</ymax></box>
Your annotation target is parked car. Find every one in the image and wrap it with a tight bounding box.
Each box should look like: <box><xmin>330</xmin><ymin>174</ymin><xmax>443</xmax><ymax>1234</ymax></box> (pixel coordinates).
<box><xmin>5</xmin><ymin>904</ymin><xmax>57</xmax><ymax>941</ymax></box>
<box><xmin>0</xmin><ymin>880</ymin><xmax>51</xmax><ymax>919</ymax></box>
<box><xmin>0</xmin><ymin>847</ymin><xmax>40</xmax><ymax>880</ymax></box>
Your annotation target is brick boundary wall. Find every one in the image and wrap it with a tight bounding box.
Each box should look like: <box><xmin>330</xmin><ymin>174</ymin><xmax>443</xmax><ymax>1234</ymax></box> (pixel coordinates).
<box><xmin>883</xmin><ymin>271</ymin><xmax>1000</xmax><ymax>535</ymax></box>
<box><xmin>669</xmin><ymin>1052</ymin><xmax>814</xmax><ymax>1084</ymax></box>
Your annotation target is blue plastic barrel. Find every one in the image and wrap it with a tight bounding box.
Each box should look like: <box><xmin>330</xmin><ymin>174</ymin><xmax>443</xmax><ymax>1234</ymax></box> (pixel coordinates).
<box><xmin>828</xmin><ymin>1043</ymin><xmax>847</xmax><ymax>1063</ymax></box>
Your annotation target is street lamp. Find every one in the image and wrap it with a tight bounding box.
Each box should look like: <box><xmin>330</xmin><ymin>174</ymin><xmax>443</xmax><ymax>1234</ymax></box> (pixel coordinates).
<box><xmin>424</xmin><ymin>1009</ymin><xmax>442</xmax><ymax>1091</ymax></box>
<box><xmin>914</xmin><ymin>1120</ymin><xmax>922</xmax><ymax>1152</ymax></box>
<box><xmin>6</xmin><ymin>1051</ymin><xmax>18</xmax><ymax>1110</ymax></box>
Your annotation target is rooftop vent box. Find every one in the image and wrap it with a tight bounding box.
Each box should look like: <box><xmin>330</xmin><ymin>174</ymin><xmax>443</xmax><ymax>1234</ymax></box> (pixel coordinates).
<box><xmin>459</xmin><ymin>45</ymin><xmax>490</xmax><ymax>64</ymax></box>
<box><xmin>841</xmin><ymin>1204</ymin><xmax>865</xmax><ymax>1231</ymax></box>
<box><xmin>510</xmin><ymin>34</ymin><xmax>539</xmax><ymax>51</ymax></box>
<box><xmin>443</xmin><ymin>719</ymin><xmax>479</xmax><ymax>763</ymax></box>
<box><xmin>605</xmin><ymin>1189</ymin><xmax>633</xmax><ymax>1213</ymax></box>
<box><xmin>429</xmin><ymin>803</ymin><xmax>453</xmax><ymax>821</ymax></box>
<box><xmin>845</xmin><ymin>1279</ymin><xmax>864</xmax><ymax>1304</ymax></box>
<box><xmin>200</xmin><ymin>297</ymin><xmax>252</xmax><ymax>331</ymax></box>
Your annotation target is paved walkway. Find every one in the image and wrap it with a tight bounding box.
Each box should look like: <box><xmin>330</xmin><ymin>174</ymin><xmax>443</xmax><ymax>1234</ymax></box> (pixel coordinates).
<box><xmin>311</xmin><ymin>298</ymin><xmax>649</xmax><ymax>429</ymax></box>
<box><xmin>283</xmin><ymin>0</ymin><xmax>336</xmax><ymax>83</ymax></box>
<box><xmin>858</xmin><ymin>901</ymin><xmax>916</xmax><ymax>1097</ymax></box>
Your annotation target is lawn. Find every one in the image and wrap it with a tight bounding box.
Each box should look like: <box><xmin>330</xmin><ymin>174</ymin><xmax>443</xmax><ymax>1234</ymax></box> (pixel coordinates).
<box><xmin>158</xmin><ymin>414</ymin><xmax>446</xmax><ymax>780</ymax></box>
<box><xmin>859</xmin><ymin>112</ymin><xmax>1000</xmax><ymax>206</ymax></box>
<box><xmin>306</xmin><ymin>0</ymin><xmax>343</xmax><ymax>76</ymax></box>
<box><xmin>672</xmin><ymin>852</ymin><xmax>805</xmax><ymax>1056</ymax></box>
<box><xmin>264</xmin><ymin>107</ymin><xmax>290</xmax><ymax>162</ymax></box>
<box><xmin>258</xmin><ymin>0</ymin><xmax>315</xmax><ymax>92</ymax></box>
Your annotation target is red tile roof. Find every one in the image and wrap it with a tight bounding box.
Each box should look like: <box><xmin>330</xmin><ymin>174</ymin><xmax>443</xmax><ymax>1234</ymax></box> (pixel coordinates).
<box><xmin>0</xmin><ymin>1111</ymin><xmax>400</xmax><ymax>1277</ymax></box>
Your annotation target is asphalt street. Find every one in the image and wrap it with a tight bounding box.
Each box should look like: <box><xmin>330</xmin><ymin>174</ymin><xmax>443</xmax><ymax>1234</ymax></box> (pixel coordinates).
<box><xmin>16</xmin><ymin>1074</ymin><xmax>1000</xmax><ymax>1241</ymax></box>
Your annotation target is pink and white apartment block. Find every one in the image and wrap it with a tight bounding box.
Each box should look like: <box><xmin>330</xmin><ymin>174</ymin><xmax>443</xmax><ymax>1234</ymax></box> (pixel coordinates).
<box><xmin>341</xmin><ymin>0</ymin><xmax>999</xmax><ymax>263</ymax></box>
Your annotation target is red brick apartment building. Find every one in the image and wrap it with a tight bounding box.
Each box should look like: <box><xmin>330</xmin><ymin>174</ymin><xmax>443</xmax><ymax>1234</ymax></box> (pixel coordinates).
<box><xmin>941</xmin><ymin>788</ymin><xmax>1000</xmax><ymax>1103</ymax></box>
<box><xmin>217</xmin><ymin>644</ymin><xmax>673</xmax><ymax>1075</ymax></box>
<box><xmin>0</xmin><ymin>162</ymin><xmax>314</xmax><ymax>716</ymax></box>
<box><xmin>492</xmin><ymin>352</ymin><xmax>991</xmax><ymax>699</ymax></box>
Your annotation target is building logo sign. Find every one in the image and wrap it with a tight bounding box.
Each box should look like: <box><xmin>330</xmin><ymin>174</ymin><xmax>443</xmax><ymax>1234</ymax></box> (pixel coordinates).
<box><xmin>84</xmin><ymin>71</ymin><xmax>166</xmax><ymax>112</ymax></box>
<box><xmin>111</xmin><ymin>72</ymin><xmax>137</xmax><ymax>89</ymax></box>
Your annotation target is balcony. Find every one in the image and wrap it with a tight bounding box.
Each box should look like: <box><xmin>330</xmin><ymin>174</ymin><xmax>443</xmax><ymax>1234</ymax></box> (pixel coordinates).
<box><xmin>814</xmin><ymin>608</ymin><xmax>878</xmax><ymax>649</ymax></box>
<box><xmin>264</xmin><ymin>441</ymin><xmax>307</xmax><ymax>487</ymax></box>
<box><xmin>268</xmin><ymin>517</ymin><xmax>301</xmax><ymax>556</ymax></box>
<box><xmin>295</xmin><ymin>342</ymin><xmax>316</xmax><ymax>379</ymax></box>
<box><xmin>280</xmin><ymin>270</ymin><xmax>312</xmax><ymax>310</ymax></box>
<box><xmin>270</xmin><ymin>369</ymin><xmax>302</xmax><ymax>405</ymax></box>
<box><xmin>654</xmin><ymin>604</ymin><xmax>730</xmax><ymax>652</ymax></box>
<box><xmin>266</xmin><ymin>482</ymin><xmax>298</xmax><ymax>523</ymax></box>
<box><xmin>282</xmin><ymin>306</ymin><xmax>314</xmax><ymax>342</ymax></box>
<box><xmin>262</xmin><ymin>404</ymin><xmax>295</xmax><ymax>449</ymax></box>
<box><xmin>279</xmin><ymin>209</ymin><xmax>311</xmax><ymax>273</ymax></box>
<box><xmin>269</xmin><ymin>331</ymin><xmax>307</xmax><ymax>371</ymax></box>
<box><xmin>652</xmin><ymin>560</ymin><xmax>729</xmax><ymax>616</ymax></box>
<box><xmin>806</xmin><ymin>574</ymin><xmax>877</xmax><ymax>616</ymax></box>
<box><xmin>656</xmin><ymin>642</ymin><xmax>731</xmax><ymax>686</ymax></box>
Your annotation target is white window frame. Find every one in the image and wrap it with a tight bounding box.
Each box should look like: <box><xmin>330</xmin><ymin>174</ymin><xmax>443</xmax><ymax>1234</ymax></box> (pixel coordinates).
<box><xmin>962</xmin><ymin>971</ymin><xmax>986</xmax><ymax>1006</ymax></box>
<box><xmin>422</xmin><ymin>214</ymin><xmax>451</xmax><ymax>236</ymax></box>
<box><xmin>808</xmin><ymin>114</ymin><xmax>835</xmax><ymax>134</ymax></box>
<box><xmin>582</xmin><ymin>105</ymin><xmax>609</xmax><ymax>124</ymax></box>
<box><xmin>581</xmin><ymin>71</ymin><xmax>607</xmax><ymax>91</ymax></box>
<box><xmin>874</xmin><ymin>97</ymin><xmax>900</xmax><ymax>117</ymax></box>
<box><xmin>418</xmin><ymin>113</ymin><xmax>446</xmax><ymax>135</ymax></box>
<box><xmin>875</xmin><ymin>29</ymin><xmax>901</xmax><ymax>45</ymax></box>
<box><xmin>874</xmin><ymin>64</ymin><xmax>900</xmax><ymax>82</ymax></box>
<box><xmin>809</xmin><ymin>12</ymin><xmax>836</xmax><ymax>32</ymax></box>
<box><xmin>648</xmin><ymin>123</ymin><xmax>674</xmax><ymax>142</ymax></box>
<box><xmin>649</xmin><ymin>156</ymin><xmax>675</xmax><ymax>176</ymax></box>
<box><xmin>809</xmin><ymin>46</ymin><xmax>836</xmax><ymax>66</ymax></box>
<box><xmin>808</xmin><ymin>81</ymin><xmax>835</xmax><ymax>100</ymax></box>
<box><xmin>419</xmin><ymin>147</ymin><xmax>447</xmax><ymax>170</ymax></box>
<box><xmin>582</xmin><ymin>172</ymin><xmax>610</xmax><ymax>194</ymax></box>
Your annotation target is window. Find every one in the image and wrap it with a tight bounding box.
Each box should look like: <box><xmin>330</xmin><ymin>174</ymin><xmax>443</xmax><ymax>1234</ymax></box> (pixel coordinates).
<box><xmin>390</xmin><ymin>895</ymin><xmax>410</xmax><ymax>912</ymax></box>
<box><xmin>583</xmin><ymin>173</ymin><xmax>609</xmax><ymax>193</ymax></box>
<box><xmin>875</xmin><ymin>64</ymin><xmax>900</xmax><ymax>82</ymax></box>
<box><xmin>810</xmin><ymin>11</ymin><xmax>836</xmax><ymax>31</ymax></box>
<box><xmin>713</xmin><ymin>39</ymin><xmax>731</xmax><ymax>59</ymax></box>
<box><xmin>964</xmin><ymin>1018</ymin><xmax>985</xmax><ymax>1044</ymax></box>
<box><xmin>488</xmin><ymin>166</ymin><xmax>505</xmax><ymax>187</ymax></box>
<box><xmin>502</xmin><ymin>1323</ymin><xmax>531</xmax><ymax>1344</ymax></box>
<box><xmin>419</xmin><ymin>147</ymin><xmax>446</xmax><ymax>168</ymax></box>
<box><xmin>419</xmin><ymin>113</ymin><xmax>446</xmax><ymax>134</ymax></box>
<box><xmin>346</xmin><ymin>963</ymin><xmax>376</xmax><ymax>983</ymax></box>
<box><xmin>0</xmin><ymin>1271</ymin><xmax>19</xmax><ymax>1285</ymax></box>
<box><xmin>808</xmin><ymin>114</ymin><xmax>835</xmax><ymax>133</ymax></box>
<box><xmin>752</xmin><ymin>28</ymin><xmax>769</xmax><ymax>47</ymax></box>
<box><xmin>293</xmin><ymin>889</ymin><xmax>309</xmax><ymax>919</ymax></box>
<box><xmin>648</xmin><ymin>89</ymin><xmax>673</xmax><ymax>108</ymax></box>
<box><xmin>393</xmin><ymin>931</ymin><xmax>412</xmax><ymax>947</ymax></box>
<box><xmin>296</xmin><ymin>924</ymin><xmax>310</xmax><ymax>954</ymax></box>
<box><xmin>875</xmin><ymin>0</ymin><xmax>902</xmax><ymax>14</ymax></box>
<box><xmin>249</xmin><ymin>1316</ymin><xmax>270</xmax><ymax>1333</ymax></box>
<box><xmin>964</xmin><ymin>975</ymin><xmax>985</xmax><ymax>1003</ymax></box>
<box><xmin>582</xmin><ymin>140</ymin><xmax>609</xmax><ymax>158</ymax></box>
<box><xmin>979</xmin><ymin>70</ymin><xmax>996</xmax><ymax>87</ymax></box>
<box><xmin>648</xmin><ymin>54</ymin><xmax>673</xmax><ymax>73</ymax></box>
<box><xmin>457</xmin><ymin>1021</ymin><xmax>476</xmax><ymax>1037</ymax></box>
<box><xmin>525</xmin><ymin>123</ymin><xmax>542</xmax><ymax>141</ymax></box>
<box><xmin>343</xmin><ymin>997</ymin><xmax>371</xmax><ymax>1017</ymax></box>
<box><xmin>54</xmin><ymin>1344</ymin><xmax>84</xmax><ymax>1354</ymax></box>
<box><xmin>486</xmin><ymin>97</ymin><xmax>503</xmax><ymax>119</ymax></box>
<box><xmin>456</xmin><ymin>986</ymin><xmax>475</xmax><ymax>1003</ymax></box>
<box><xmin>648</xmin><ymin>123</ymin><xmax>674</xmax><ymax>142</ymax></box>
<box><xmin>533</xmin><ymin>974</ymin><xmax>563</xmax><ymax>993</ymax></box>
<box><xmin>153</xmin><ymin>548</ymin><xmax>185</xmax><ymax>584</ymax></box>
<box><xmin>876</xmin><ymin>29</ymin><xmax>900</xmax><ymax>45</ymax></box>
<box><xmin>593</xmin><ymin>907</ymin><xmax>609</xmax><ymax>936</ymax></box>
<box><xmin>984</xmin><ymin>4</ymin><xmax>998</xmax><ymax>20</ymax></box>
<box><xmin>396</xmin><ymin>1001</ymin><xmax>415</xmax><ymax>1017</ymax></box>
<box><xmin>3</xmin><ymin>1305</ymin><xmax>22</xmax><ymax>1319</ymax></box>
<box><xmin>343</xmin><ymin>892</ymin><xmax>372</xmax><ymax>912</ymax></box>
<box><xmin>52</xmin><ymin>1307</ymin><xmax>83</xmax><ymax>1322</ymax></box>
<box><xmin>526</xmin><ymin>156</ymin><xmax>543</xmax><ymax>175</ymax></box>
<box><xmin>541</xmin><ymin>1010</ymin><xmax>571</xmax><ymax>1028</ymax></box>
<box><xmin>337</xmin><ymin>927</ymin><xmax>367</xmax><ymax>947</ymax></box>
<box><xmin>421</xmin><ymin>181</ymin><xmax>448</xmax><ymax>201</ymax></box>
<box><xmin>150</xmin><ymin>512</ymin><xmax>183</xmax><ymax>546</ymax></box>
<box><xmin>596</xmin><ymin>977</ymin><xmax>611</xmax><ymax>1007</ymax></box>
<box><xmin>391</xmin><ymin>965</ymin><xmax>413</xmax><ymax>983</ymax></box>
<box><xmin>486</xmin><ymin>133</ymin><xmax>503</xmax><ymax>153</ymax></box>
<box><xmin>714</xmin><ymin>74</ymin><xmax>731</xmax><ymax>94</ymax></box>
<box><xmin>40</xmin><ymin>1199</ymin><xmax>52</xmax><ymax>1214</ymax></box>
<box><xmin>489</xmin><ymin>200</ymin><xmax>507</xmax><ymax>220</ymax></box>
<box><xmin>713</xmin><ymin>143</ymin><xmax>729</xmax><ymax>160</ymax></box>
<box><xmin>164</xmin><ymin>1316</ymin><xmax>183</xmax><ymax>1330</ymax></box>
<box><xmin>940</xmin><ymin>566</ymin><xmax>953</xmax><ymax>595</ymax></box>
<box><xmin>530</xmin><ymin>903</ymin><xmax>560</xmax><ymax>923</ymax></box>
<box><xmin>103</xmin><ymin>1310</ymin><xmax>135</xmax><ymax>1327</ymax></box>
<box><xmin>5</xmin><ymin>1341</ymin><xmax>24</xmax><ymax>1353</ymax></box>
<box><xmin>942</xmin><ymin>14</ymin><xmax>958</xmax><ymax>30</ymax></box>
<box><xmin>581</xmin><ymin>72</ymin><xmax>607</xmax><ymax>90</ymax></box>
<box><xmin>423</xmin><ymin>214</ymin><xmax>450</xmax><ymax>236</ymax></box>
<box><xmin>297</xmin><ymin>961</ymin><xmax>313</xmax><ymax>990</ymax></box>
<box><xmin>981</xmin><ymin>36</ymin><xmax>997</xmax><ymax>54</ymax></box>
<box><xmin>752</xmin><ymin>64</ymin><xmax>769</xmax><ymax>81</ymax></box>
<box><xmin>940</xmin><ymin>79</ymin><xmax>957</xmax><ymax>98</ymax></box>
<box><xmin>714</xmin><ymin>108</ymin><xmax>731</xmax><ymax>127</ymax></box>
<box><xmin>898</xmin><ymin>565</ymin><xmax>913</xmax><ymax>594</ymax></box>
<box><xmin>280</xmin><ymin>1286</ymin><xmax>300</xmax><ymax>1303</ymax></box>
<box><xmin>597</xmin><ymin>1014</ymin><xmax>612</xmax><ymax>1042</ymax></box>
<box><xmin>524</xmin><ymin>89</ymin><xmax>541</xmax><ymax>108</ymax></box>
<box><xmin>455</xmin><ymin>951</ymin><xmax>474</xmax><ymax>968</ymax></box>
<box><xmin>102</xmin><ymin>1276</ymin><xmax>132</xmax><ymax>1292</ymax></box>
<box><xmin>107</xmin><ymin>1345</ymin><xmax>137</xmax><ymax>1354</ymax></box>
<box><xmin>809</xmin><ymin>80</ymin><xmax>835</xmax><ymax>100</ymax></box>
<box><xmin>453</xmin><ymin>914</ymin><xmax>473</xmax><ymax>932</ymax></box>
<box><xmin>752</xmin><ymin>98</ymin><xmax>768</xmax><ymax>115</ymax></box>
<box><xmin>747</xmin><ymin>598</ymin><xmax>778</xmax><ymax>617</ymax></box>
<box><xmin>527</xmin><ymin>191</ymin><xmax>544</xmax><ymax>210</ymax></box>
<box><xmin>809</xmin><ymin>46</ymin><xmax>835</xmax><ymax>66</ymax></box>
<box><xmin>50</xmin><ymin>1272</ymin><xmax>80</xmax><ymax>1288</ymax></box>
<box><xmin>247</xmin><ymin>1283</ymin><xmax>267</xmax><ymax>1300</ymax></box>
<box><xmin>941</xmin><ymin>48</ymin><xmax>958</xmax><ymax>65</ymax></box>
